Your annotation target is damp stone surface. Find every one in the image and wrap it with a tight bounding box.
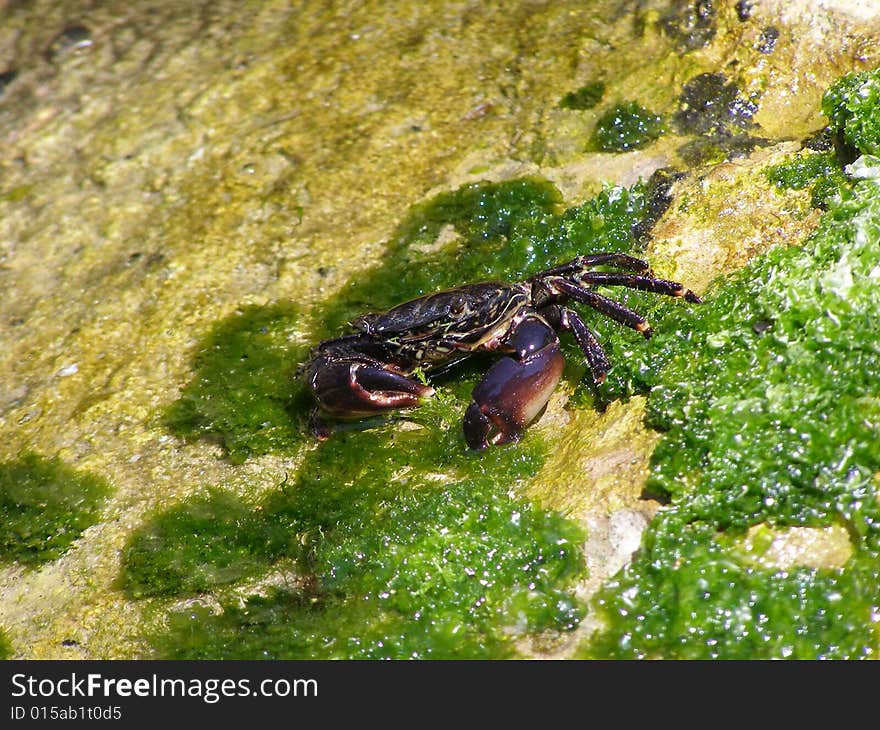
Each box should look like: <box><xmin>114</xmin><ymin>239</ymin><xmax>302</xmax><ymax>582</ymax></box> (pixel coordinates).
<box><xmin>0</xmin><ymin>0</ymin><xmax>879</xmax><ymax>659</ymax></box>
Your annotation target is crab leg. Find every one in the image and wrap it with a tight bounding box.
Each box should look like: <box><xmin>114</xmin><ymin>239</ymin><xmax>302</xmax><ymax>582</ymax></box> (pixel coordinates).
<box><xmin>463</xmin><ymin>315</ymin><xmax>564</xmax><ymax>450</ymax></box>
<box><xmin>548</xmin><ymin>277</ymin><xmax>653</xmax><ymax>338</ymax></box>
<box><xmin>542</xmin><ymin>304</ymin><xmax>611</xmax><ymax>383</ymax></box>
<box><xmin>536</xmin><ymin>253</ymin><xmax>651</xmax><ymax>278</ymax></box>
<box><xmin>577</xmin><ymin>272</ymin><xmax>701</xmax><ymax>302</ymax></box>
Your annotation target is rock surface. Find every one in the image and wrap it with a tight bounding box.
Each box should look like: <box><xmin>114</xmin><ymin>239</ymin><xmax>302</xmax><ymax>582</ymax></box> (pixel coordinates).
<box><xmin>1</xmin><ymin>0</ymin><xmax>879</xmax><ymax>658</ymax></box>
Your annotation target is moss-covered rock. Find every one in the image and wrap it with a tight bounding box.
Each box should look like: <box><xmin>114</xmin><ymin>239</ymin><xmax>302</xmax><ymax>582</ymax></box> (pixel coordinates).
<box><xmin>0</xmin><ymin>453</ymin><xmax>113</xmax><ymax>566</ymax></box>
<box><xmin>2</xmin><ymin>0</ymin><xmax>880</xmax><ymax>660</ymax></box>
<box><xmin>823</xmin><ymin>68</ymin><xmax>880</xmax><ymax>155</ymax></box>
<box><xmin>586</xmin><ymin>154</ymin><xmax>880</xmax><ymax>659</ymax></box>
<box><xmin>592</xmin><ymin>102</ymin><xmax>665</xmax><ymax>152</ymax></box>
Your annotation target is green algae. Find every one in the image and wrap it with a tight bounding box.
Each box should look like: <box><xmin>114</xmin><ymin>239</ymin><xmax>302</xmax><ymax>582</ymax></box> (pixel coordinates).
<box><xmin>144</xmin><ymin>387</ymin><xmax>585</xmax><ymax>659</ymax></box>
<box><xmin>559</xmin><ymin>82</ymin><xmax>605</xmax><ymax>111</ymax></box>
<box><xmin>0</xmin><ymin>453</ymin><xmax>113</xmax><ymax>566</ymax></box>
<box><xmin>584</xmin><ymin>89</ymin><xmax>880</xmax><ymax>657</ymax></box>
<box><xmin>120</xmin><ymin>488</ymin><xmax>286</xmax><ymax>598</ymax></box>
<box><xmin>823</xmin><ymin>69</ymin><xmax>880</xmax><ymax>156</ymax></box>
<box><xmin>158</xmin><ymin>474</ymin><xmax>585</xmax><ymax>659</ymax></box>
<box><xmin>592</xmin><ymin>102</ymin><xmax>665</xmax><ymax>152</ymax></box>
<box><xmin>163</xmin><ymin>302</ymin><xmax>310</xmax><ymax>464</ymax></box>
<box><xmin>765</xmin><ymin>151</ymin><xmax>837</xmax><ymax>190</ymax></box>
<box><xmin>765</xmin><ymin>151</ymin><xmax>850</xmax><ymax>209</ymax></box>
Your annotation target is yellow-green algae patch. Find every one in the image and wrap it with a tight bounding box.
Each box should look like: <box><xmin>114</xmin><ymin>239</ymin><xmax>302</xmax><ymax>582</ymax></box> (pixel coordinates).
<box><xmin>648</xmin><ymin>143</ymin><xmax>824</xmax><ymax>295</ymax></box>
<box><xmin>734</xmin><ymin>523</ymin><xmax>853</xmax><ymax>571</ymax></box>
<box><xmin>527</xmin><ymin>398</ymin><xmax>661</xmax><ymax>518</ymax></box>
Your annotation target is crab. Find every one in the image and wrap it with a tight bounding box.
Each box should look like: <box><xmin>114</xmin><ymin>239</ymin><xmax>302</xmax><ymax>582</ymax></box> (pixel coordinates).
<box><xmin>303</xmin><ymin>253</ymin><xmax>701</xmax><ymax>449</ymax></box>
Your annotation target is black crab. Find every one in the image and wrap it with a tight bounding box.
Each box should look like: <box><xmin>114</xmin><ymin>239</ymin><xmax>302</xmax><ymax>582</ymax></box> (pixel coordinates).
<box><xmin>304</xmin><ymin>253</ymin><xmax>701</xmax><ymax>449</ymax></box>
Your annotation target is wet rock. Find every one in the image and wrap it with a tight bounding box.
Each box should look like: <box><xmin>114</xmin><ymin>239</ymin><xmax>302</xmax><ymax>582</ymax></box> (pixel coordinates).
<box><xmin>757</xmin><ymin>26</ymin><xmax>780</xmax><ymax>54</ymax></box>
<box><xmin>0</xmin><ymin>69</ymin><xmax>17</xmax><ymax>97</ymax></box>
<box><xmin>46</xmin><ymin>25</ymin><xmax>93</xmax><ymax>63</ymax></box>
<box><xmin>658</xmin><ymin>0</ymin><xmax>717</xmax><ymax>52</ymax></box>
<box><xmin>674</xmin><ymin>72</ymin><xmax>758</xmax><ymax>135</ymax></box>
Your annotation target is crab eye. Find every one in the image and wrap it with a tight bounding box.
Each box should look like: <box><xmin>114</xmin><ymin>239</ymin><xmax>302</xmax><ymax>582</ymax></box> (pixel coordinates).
<box><xmin>450</xmin><ymin>296</ymin><xmax>467</xmax><ymax>315</ymax></box>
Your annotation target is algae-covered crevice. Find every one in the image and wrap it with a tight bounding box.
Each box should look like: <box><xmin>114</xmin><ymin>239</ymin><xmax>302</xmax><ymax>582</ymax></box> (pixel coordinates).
<box><xmin>582</xmin><ymin>68</ymin><xmax>880</xmax><ymax>658</ymax></box>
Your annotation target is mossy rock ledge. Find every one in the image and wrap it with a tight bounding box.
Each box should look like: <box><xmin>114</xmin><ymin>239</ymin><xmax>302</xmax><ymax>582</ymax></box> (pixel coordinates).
<box><xmin>1</xmin><ymin>0</ymin><xmax>879</xmax><ymax>659</ymax></box>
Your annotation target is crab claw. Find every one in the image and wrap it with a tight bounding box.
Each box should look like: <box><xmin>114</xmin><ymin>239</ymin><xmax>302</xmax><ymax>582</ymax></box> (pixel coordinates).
<box><xmin>308</xmin><ymin>358</ymin><xmax>434</xmax><ymax>417</ymax></box>
<box><xmin>464</xmin><ymin>316</ymin><xmax>564</xmax><ymax>450</ymax></box>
